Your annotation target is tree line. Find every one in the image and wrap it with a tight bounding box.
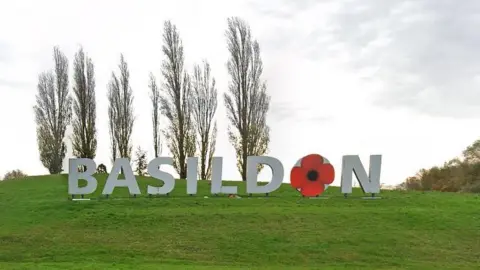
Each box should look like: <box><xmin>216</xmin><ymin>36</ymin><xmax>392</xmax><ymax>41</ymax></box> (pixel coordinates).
<box><xmin>398</xmin><ymin>139</ymin><xmax>480</xmax><ymax>193</ymax></box>
<box><xmin>33</xmin><ymin>17</ymin><xmax>270</xmax><ymax>181</ymax></box>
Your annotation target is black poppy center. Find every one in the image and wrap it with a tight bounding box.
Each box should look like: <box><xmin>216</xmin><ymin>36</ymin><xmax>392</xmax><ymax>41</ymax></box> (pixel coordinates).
<box><xmin>307</xmin><ymin>170</ymin><xmax>318</xmax><ymax>181</ymax></box>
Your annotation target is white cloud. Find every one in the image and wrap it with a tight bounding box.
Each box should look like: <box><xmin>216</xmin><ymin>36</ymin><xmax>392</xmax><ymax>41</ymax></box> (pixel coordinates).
<box><xmin>1</xmin><ymin>0</ymin><xmax>479</xmax><ymax>188</ymax></box>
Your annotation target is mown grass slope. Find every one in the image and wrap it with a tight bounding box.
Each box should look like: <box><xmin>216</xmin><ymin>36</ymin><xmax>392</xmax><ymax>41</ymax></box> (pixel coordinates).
<box><xmin>0</xmin><ymin>174</ymin><xmax>479</xmax><ymax>269</ymax></box>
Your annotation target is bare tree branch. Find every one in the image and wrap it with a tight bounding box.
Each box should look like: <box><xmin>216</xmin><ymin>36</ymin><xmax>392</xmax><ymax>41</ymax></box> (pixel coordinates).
<box><xmin>224</xmin><ymin>17</ymin><xmax>271</xmax><ymax>181</ymax></box>
<box><xmin>108</xmin><ymin>87</ymin><xmax>117</xmax><ymax>165</ymax></box>
<box><xmin>160</xmin><ymin>20</ymin><xmax>196</xmax><ymax>179</ymax></box>
<box><xmin>34</xmin><ymin>46</ymin><xmax>72</xmax><ymax>174</ymax></box>
<box><xmin>149</xmin><ymin>72</ymin><xmax>161</xmax><ymax>158</ymax></box>
<box><xmin>107</xmin><ymin>54</ymin><xmax>135</xmax><ymax>162</ymax></box>
<box><xmin>71</xmin><ymin>46</ymin><xmax>97</xmax><ymax>160</ymax></box>
<box><xmin>191</xmin><ymin>60</ymin><xmax>218</xmax><ymax>180</ymax></box>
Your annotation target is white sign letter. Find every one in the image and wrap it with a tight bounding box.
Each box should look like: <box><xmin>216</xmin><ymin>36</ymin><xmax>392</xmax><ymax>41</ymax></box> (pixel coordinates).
<box><xmin>341</xmin><ymin>155</ymin><xmax>382</xmax><ymax>194</ymax></box>
<box><xmin>211</xmin><ymin>157</ymin><xmax>237</xmax><ymax>194</ymax></box>
<box><xmin>147</xmin><ymin>157</ymin><xmax>175</xmax><ymax>195</ymax></box>
<box><xmin>68</xmin><ymin>158</ymin><xmax>97</xmax><ymax>195</ymax></box>
<box><xmin>102</xmin><ymin>158</ymin><xmax>140</xmax><ymax>195</ymax></box>
<box><xmin>246</xmin><ymin>156</ymin><xmax>283</xmax><ymax>194</ymax></box>
<box><xmin>186</xmin><ymin>157</ymin><xmax>198</xmax><ymax>195</ymax></box>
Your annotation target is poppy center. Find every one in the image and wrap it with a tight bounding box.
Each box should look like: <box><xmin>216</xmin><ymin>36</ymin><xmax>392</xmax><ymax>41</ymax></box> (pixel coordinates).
<box><xmin>306</xmin><ymin>170</ymin><xmax>318</xmax><ymax>181</ymax></box>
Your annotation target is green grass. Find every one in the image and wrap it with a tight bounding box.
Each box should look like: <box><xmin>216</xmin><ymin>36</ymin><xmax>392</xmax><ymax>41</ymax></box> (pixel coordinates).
<box><xmin>0</xmin><ymin>174</ymin><xmax>479</xmax><ymax>269</ymax></box>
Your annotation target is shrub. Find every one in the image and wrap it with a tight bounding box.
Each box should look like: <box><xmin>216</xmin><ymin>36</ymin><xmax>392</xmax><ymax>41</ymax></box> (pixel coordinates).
<box><xmin>134</xmin><ymin>146</ymin><xmax>147</xmax><ymax>176</ymax></box>
<box><xmin>97</xmin><ymin>164</ymin><xmax>107</xmax><ymax>174</ymax></box>
<box><xmin>460</xmin><ymin>181</ymin><xmax>480</xmax><ymax>193</ymax></box>
<box><xmin>3</xmin><ymin>169</ymin><xmax>28</xmax><ymax>180</ymax></box>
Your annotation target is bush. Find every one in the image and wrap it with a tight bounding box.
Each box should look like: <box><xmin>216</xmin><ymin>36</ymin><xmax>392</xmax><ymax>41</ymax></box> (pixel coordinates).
<box><xmin>97</xmin><ymin>164</ymin><xmax>107</xmax><ymax>174</ymax></box>
<box><xmin>134</xmin><ymin>146</ymin><xmax>147</xmax><ymax>176</ymax></box>
<box><xmin>3</xmin><ymin>170</ymin><xmax>28</xmax><ymax>181</ymax></box>
<box><xmin>460</xmin><ymin>181</ymin><xmax>480</xmax><ymax>193</ymax></box>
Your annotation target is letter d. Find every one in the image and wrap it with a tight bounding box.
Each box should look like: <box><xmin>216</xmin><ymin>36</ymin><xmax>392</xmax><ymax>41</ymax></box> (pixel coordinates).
<box><xmin>68</xmin><ymin>158</ymin><xmax>98</xmax><ymax>195</ymax></box>
<box><xmin>246</xmin><ymin>156</ymin><xmax>284</xmax><ymax>194</ymax></box>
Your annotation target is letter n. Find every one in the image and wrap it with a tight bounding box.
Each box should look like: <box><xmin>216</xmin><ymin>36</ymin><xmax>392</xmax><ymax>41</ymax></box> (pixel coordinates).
<box><xmin>341</xmin><ymin>155</ymin><xmax>382</xmax><ymax>194</ymax></box>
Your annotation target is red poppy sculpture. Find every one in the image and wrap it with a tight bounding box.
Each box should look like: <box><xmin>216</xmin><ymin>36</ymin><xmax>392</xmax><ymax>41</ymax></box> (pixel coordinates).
<box><xmin>290</xmin><ymin>154</ymin><xmax>335</xmax><ymax>197</ymax></box>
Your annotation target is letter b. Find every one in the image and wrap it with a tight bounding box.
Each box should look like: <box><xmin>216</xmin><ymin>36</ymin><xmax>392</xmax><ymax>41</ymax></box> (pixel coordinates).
<box><xmin>68</xmin><ymin>158</ymin><xmax>98</xmax><ymax>195</ymax></box>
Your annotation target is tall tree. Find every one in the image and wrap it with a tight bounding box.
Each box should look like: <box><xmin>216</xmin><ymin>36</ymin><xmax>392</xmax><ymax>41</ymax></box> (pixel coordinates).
<box><xmin>108</xmin><ymin>102</ymin><xmax>117</xmax><ymax>164</ymax></box>
<box><xmin>160</xmin><ymin>20</ymin><xmax>196</xmax><ymax>179</ymax></box>
<box><xmin>71</xmin><ymin>46</ymin><xmax>97</xmax><ymax>160</ymax></box>
<box><xmin>107</xmin><ymin>54</ymin><xmax>135</xmax><ymax>161</ymax></box>
<box><xmin>149</xmin><ymin>72</ymin><xmax>161</xmax><ymax>158</ymax></box>
<box><xmin>223</xmin><ymin>17</ymin><xmax>271</xmax><ymax>181</ymax></box>
<box><xmin>34</xmin><ymin>46</ymin><xmax>72</xmax><ymax>174</ymax></box>
<box><xmin>191</xmin><ymin>60</ymin><xmax>218</xmax><ymax>180</ymax></box>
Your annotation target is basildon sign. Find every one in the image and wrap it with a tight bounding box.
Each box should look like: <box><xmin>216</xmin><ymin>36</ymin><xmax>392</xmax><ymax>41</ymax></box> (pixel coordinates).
<box><xmin>68</xmin><ymin>154</ymin><xmax>382</xmax><ymax>198</ymax></box>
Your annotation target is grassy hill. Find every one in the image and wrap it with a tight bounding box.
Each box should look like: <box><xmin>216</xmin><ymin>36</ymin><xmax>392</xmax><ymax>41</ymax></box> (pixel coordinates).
<box><xmin>0</xmin><ymin>174</ymin><xmax>479</xmax><ymax>269</ymax></box>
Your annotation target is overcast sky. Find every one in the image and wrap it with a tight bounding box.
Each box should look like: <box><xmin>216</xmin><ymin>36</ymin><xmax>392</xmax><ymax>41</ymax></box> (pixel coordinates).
<box><xmin>1</xmin><ymin>0</ymin><xmax>480</xmax><ymax>187</ymax></box>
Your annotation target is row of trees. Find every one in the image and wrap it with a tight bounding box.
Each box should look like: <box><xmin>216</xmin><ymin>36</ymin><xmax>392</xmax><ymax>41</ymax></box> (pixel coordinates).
<box><xmin>398</xmin><ymin>139</ymin><xmax>480</xmax><ymax>193</ymax></box>
<box><xmin>33</xmin><ymin>17</ymin><xmax>270</xmax><ymax>181</ymax></box>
